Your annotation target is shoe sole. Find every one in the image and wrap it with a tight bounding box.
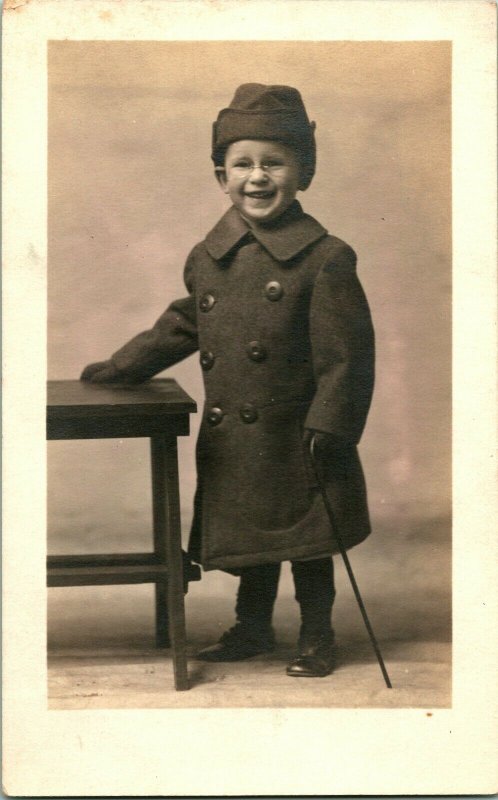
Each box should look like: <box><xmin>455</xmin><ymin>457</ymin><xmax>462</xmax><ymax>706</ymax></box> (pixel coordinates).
<box><xmin>286</xmin><ymin>666</ymin><xmax>332</xmax><ymax>678</ymax></box>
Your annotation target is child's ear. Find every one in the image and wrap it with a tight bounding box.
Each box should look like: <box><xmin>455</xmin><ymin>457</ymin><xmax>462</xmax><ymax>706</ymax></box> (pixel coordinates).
<box><xmin>214</xmin><ymin>167</ymin><xmax>229</xmax><ymax>193</ymax></box>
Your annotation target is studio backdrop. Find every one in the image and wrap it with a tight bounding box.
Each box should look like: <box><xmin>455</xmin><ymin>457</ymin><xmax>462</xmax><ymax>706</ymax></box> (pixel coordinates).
<box><xmin>47</xmin><ymin>41</ymin><xmax>451</xmax><ymax>557</ymax></box>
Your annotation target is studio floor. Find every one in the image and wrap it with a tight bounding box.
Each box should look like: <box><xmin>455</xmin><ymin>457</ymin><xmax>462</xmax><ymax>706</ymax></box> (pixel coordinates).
<box><xmin>47</xmin><ymin>516</ymin><xmax>451</xmax><ymax>710</ymax></box>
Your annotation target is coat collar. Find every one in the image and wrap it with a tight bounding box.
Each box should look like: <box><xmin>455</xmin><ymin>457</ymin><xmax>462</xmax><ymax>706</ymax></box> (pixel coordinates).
<box><xmin>204</xmin><ymin>200</ymin><xmax>327</xmax><ymax>263</ymax></box>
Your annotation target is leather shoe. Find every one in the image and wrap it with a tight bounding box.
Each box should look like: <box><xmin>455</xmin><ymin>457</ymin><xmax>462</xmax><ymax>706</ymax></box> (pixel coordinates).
<box><xmin>286</xmin><ymin>630</ymin><xmax>335</xmax><ymax>677</ymax></box>
<box><xmin>196</xmin><ymin>623</ymin><xmax>275</xmax><ymax>662</ymax></box>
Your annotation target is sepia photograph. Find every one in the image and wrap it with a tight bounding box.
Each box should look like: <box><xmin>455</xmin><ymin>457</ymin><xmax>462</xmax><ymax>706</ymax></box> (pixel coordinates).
<box><xmin>47</xmin><ymin>39</ymin><xmax>452</xmax><ymax>710</ymax></box>
<box><xmin>2</xmin><ymin>1</ymin><xmax>496</xmax><ymax>796</ymax></box>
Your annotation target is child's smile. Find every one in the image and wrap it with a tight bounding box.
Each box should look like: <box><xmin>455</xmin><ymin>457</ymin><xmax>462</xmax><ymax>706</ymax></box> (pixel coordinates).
<box><xmin>216</xmin><ymin>140</ymin><xmax>304</xmax><ymax>227</ymax></box>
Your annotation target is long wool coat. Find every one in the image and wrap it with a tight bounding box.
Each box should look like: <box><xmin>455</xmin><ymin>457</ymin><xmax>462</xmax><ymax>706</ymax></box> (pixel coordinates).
<box><xmin>111</xmin><ymin>201</ymin><xmax>375</xmax><ymax>571</ymax></box>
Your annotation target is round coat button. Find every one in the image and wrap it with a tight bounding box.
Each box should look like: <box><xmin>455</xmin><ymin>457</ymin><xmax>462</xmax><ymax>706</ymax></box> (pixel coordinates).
<box><xmin>240</xmin><ymin>403</ymin><xmax>258</xmax><ymax>424</ymax></box>
<box><xmin>247</xmin><ymin>341</ymin><xmax>267</xmax><ymax>362</ymax></box>
<box><xmin>200</xmin><ymin>351</ymin><xmax>215</xmax><ymax>370</ymax></box>
<box><xmin>265</xmin><ymin>281</ymin><xmax>283</xmax><ymax>301</ymax></box>
<box><xmin>199</xmin><ymin>293</ymin><xmax>216</xmax><ymax>312</ymax></box>
<box><xmin>206</xmin><ymin>407</ymin><xmax>223</xmax><ymax>426</ymax></box>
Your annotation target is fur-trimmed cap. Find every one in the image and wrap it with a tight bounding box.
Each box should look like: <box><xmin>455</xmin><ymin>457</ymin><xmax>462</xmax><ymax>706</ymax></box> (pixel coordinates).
<box><xmin>212</xmin><ymin>83</ymin><xmax>316</xmax><ymax>189</ymax></box>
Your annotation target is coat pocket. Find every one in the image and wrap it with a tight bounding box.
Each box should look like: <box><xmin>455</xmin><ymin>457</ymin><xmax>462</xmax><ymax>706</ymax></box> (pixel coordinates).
<box><xmin>235</xmin><ymin>405</ymin><xmax>315</xmax><ymax>531</ymax></box>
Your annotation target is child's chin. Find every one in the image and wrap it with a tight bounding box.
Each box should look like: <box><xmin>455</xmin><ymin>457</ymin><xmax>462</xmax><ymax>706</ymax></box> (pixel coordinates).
<box><xmin>244</xmin><ymin>205</ymin><xmax>285</xmax><ymax>225</ymax></box>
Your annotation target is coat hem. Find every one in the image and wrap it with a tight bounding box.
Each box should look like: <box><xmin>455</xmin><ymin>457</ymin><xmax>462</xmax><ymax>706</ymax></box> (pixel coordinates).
<box><xmin>199</xmin><ymin>527</ymin><xmax>370</xmax><ymax>572</ymax></box>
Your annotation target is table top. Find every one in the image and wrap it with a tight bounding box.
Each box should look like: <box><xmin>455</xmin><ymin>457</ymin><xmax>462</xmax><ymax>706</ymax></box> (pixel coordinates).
<box><xmin>47</xmin><ymin>379</ymin><xmax>197</xmax><ymax>419</ymax></box>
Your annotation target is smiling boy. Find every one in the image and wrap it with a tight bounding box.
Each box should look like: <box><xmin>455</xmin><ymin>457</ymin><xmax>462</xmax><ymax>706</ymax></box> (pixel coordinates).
<box><xmin>215</xmin><ymin>139</ymin><xmax>304</xmax><ymax>225</ymax></box>
<box><xmin>81</xmin><ymin>84</ymin><xmax>375</xmax><ymax>678</ymax></box>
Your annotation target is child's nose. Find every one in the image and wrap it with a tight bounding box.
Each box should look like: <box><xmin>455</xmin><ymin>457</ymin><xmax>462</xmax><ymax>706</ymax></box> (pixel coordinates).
<box><xmin>249</xmin><ymin>166</ymin><xmax>269</xmax><ymax>183</ymax></box>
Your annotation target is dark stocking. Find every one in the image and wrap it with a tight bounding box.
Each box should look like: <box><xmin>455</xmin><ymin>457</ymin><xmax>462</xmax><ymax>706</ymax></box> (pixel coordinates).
<box><xmin>291</xmin><ymin>557</ymin><xmax>335</xmax><ymax>635</ymax></box>
<box><xmin>235</xmin><ymin>563</ymin><xmax>281</xmax><ymax>631</ymax></box>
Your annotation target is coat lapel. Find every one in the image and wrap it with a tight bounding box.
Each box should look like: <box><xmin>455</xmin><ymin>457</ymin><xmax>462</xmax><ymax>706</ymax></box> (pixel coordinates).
<box><xmin>204</xmin><ymin>201</ymin><xmax>328</xmax><ymax>263</ymax></box>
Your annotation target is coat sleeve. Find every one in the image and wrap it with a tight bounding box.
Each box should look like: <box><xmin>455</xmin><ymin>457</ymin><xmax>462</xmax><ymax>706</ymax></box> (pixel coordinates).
<box><xmin>304</xmin><ymin>243</ymin><xmax>375</xmax><ymax>444</ymax></box>
<box><xmin>110</xmin><ymin>249</ymin><xmax>199</xmax><ymax>381</ymax></box>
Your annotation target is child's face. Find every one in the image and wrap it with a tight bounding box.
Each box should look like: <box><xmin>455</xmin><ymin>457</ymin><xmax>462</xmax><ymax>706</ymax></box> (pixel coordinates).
<box><xmin>215</xmin><ymin>139</ymin><xmax>303</xmax><ymax>227</ymax></box>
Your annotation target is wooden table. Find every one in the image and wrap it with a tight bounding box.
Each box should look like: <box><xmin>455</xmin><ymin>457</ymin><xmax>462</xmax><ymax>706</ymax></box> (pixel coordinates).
<box><xmin>47</xmin><ymin>378</ymin><xmax>199</xmax><ymax>691</ymax></box>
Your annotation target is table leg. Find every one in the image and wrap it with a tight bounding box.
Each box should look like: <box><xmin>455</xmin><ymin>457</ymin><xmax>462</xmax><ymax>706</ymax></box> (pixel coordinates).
<box><xmin>150</xmin><ymin>435</ymin><xmax>189</xmax><ymax>691</ymax></box>
<box><xmin>154</xmin><ymin>583</ymin><xmax>170</xmax><ymax>649</ymax></box>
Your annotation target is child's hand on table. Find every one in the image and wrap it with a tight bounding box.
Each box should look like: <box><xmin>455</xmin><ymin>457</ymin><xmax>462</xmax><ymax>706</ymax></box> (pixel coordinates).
<box><xmin>80</xmin><ymin>361</ymin><xmax>124</xmax><ymax>383</ymax></box>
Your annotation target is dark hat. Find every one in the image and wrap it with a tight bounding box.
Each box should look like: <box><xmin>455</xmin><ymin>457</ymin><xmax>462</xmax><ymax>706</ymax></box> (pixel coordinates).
<box><xmin>212</xmin><ymin>83</ymin><xmax>316</xmax><ymax>189</ymax></box>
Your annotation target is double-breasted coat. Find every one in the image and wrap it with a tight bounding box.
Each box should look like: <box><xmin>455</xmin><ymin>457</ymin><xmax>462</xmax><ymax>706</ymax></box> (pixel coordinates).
<box><xmin>111</xmin><ymin>201</ymin><xmax>375</xmax><ymax>571</ymax></box>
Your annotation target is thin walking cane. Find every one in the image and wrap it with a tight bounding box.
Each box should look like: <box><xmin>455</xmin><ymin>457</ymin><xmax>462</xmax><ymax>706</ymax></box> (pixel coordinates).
<box><xmin>309</xmin><ymin>435</ymin><xmax>393</xmax><ymax>689</ymax></box>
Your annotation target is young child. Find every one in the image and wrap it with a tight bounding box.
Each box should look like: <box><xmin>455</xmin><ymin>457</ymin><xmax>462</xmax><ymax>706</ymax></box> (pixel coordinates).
<box><xmin>81</xmin><ymin>84</ymin><xmax>375</xmax><ymax>678</ymax></box>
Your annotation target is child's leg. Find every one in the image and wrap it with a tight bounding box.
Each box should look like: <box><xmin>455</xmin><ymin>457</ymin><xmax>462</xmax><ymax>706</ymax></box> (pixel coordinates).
<box><xmin>196</xmin><ymin>563</ymin><xmax>281</xmax><ymax>661</ymax></box>
<box><xmin>235</xmin><ymin>563</ymin><xmax>281</xmax><ymax>630</ymax></box>
<box><xmin>287</xmin><ymin>557</ymin><xmax>336</xmax><ymax>677</ymax></box>
<box><xmin>291</xmin><ymin>557</ymin><xmax>335</xmax><ymax>634</ymax></box>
